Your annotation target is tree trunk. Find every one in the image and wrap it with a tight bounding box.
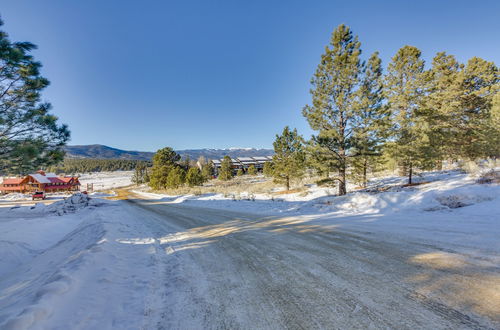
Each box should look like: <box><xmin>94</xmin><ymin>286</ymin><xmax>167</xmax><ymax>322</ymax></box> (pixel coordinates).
<box><xmin>286</xmin><ymin>176</ymin><xmax>290</xmax><ymax>191</ymax></box>
<box><xmin>408</xmin><ymin>161</ymin><xmax>413</xmax><ymax>185</ymax></box>
<box><xmin>339</xmin><ymin>165</ymin><xmax>347</xmax><ymax>196</ymax></box>
<box><xmin>363</xmin><ymin>158</ymin><xmax>368</xmax><ymax>188</ymax></box>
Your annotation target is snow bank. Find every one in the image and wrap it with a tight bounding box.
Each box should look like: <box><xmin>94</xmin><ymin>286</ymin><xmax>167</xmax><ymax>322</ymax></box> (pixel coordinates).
<box><xmin>45</xmin><ymin>192</ymin><xmax>91</xmax><ymax>215</ymax></box>
<box><xmin>0</xmin><ymin>197</ymin><xmax>162</xmax><ymax>329</ymax></box>
<box><xmin>133</xmin><ymin>171</ymin><xmax>500</xmax><ymax>218</ymax></box>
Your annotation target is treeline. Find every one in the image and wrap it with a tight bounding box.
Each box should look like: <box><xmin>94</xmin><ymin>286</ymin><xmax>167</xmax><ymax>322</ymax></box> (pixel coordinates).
<box><xmin>266</xmin><ymin>24</ymin><xmax>499</xmax><ymax>195</ymax></box>
<box><xmin>47</xmin><ymin>158</ymin><xmax>151</xmax><ymax>174</ymax></box>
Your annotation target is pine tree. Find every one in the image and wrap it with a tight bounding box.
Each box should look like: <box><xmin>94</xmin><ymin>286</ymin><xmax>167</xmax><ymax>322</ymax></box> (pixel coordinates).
<box><xmin>423</xmin><ymin>52</ymin><xmax>466</xmax><ymax>162</ymax></box>
<box><xmin>149</xmin><ymin>165</ymin><xmax>172</xmax><ymax>190</ymax></box>
<box><xmin>351</xmin><ymin>51</ymin><xmax>388</xmax><ymax>187</ymax></box>
<box><xmin>459</xmin><ymin>57</ymin><xmax>499</xmax><ymax>159</ymax></box>
<box><xmin>186</xmin><ymin>167</ymin><xmax>204</xmax><ymax>187</ymax></box>
<box><xmin>201</xmin><ymin>162</ymin><xmax>214</xmax><ymax>180</ymax></box>
<box><xmin>236</xmin><ymin>168</ymin><xmax>244</xmax><ymax>176</ymax></box>
<box><xmin>263</xmin><ymin>161</ymin><xmax>274</xmax><ymax>177</ymax></box>
<box><xmin>149</xmin><ymin>147</ymin><xmax>181</xmax><ymax>189</ymax></box>
<box><xmin>166</xmin><ymin>166</ymin><xmax>185</xmax><ymax>189</ymax></box>
<box><xmin>384</xmin><ymin>46</ymin><xmax>434</xmax><ymax>184</ymax></box>
<box><xmin>272</xmin><ymin>126</ymin><xmax>305</xmax><ymax>190</ymax></box>
<box><xmin>132</xmin><ymin>162</ymin><xmax>149</xmax><ymax>185</ymax></box>
<box><xmin>0</xmin><ymin>19</ymin><xmax>70</xmax><ymax>174</ymax></box>
<box><xmin>247</xmin><ymin>165</ymin><xmax>257</xmax><ymax>175</ymax></box>
<box><xmin>486</xmin><ymin>92</ymin><xmax>500</xmax><ymax>158</ymax></box>
<box><xmin>302</xmin><ymin>24</ymin><xmax>363</xmax><ymax>195</ymax></box>
<box><xmin>218</xmin><ymin>156</ymin><xmax>233</xmax><ymax>181</ymax></box>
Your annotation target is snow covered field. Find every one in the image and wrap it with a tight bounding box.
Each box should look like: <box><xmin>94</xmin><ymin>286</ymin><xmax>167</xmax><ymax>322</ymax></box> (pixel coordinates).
<box><xmin>77</xmin><ymin>170</ymin><xmax>133</xmax><ymax>191</ymax></box>
<box><xmin>0</xmin><ymin>170</ymin><xmax>499</xmax><ymax>328</ymax></box>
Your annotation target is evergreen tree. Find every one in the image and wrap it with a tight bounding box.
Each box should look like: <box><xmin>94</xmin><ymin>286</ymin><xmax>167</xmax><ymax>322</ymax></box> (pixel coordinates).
<box><xmin>302</xmin><ymin>24</ymin><xmax>363</xmax><ymax>195</ymax></box>
<box><xmin>272</xmin><ymin>126</ymin><xmax>305</xmax><ymax>191</ymax></box>
<box><xmin>166</xmin><ymin>166</ymin><xmax>185</xmax><ymax>189</ymax></box>
<box><xmin>0</xmin><ymin>19</ymin><xmax>70</xmax><ymax>174</ymax></box>
<box><xmin>236</xmin><ymin>168</ymin><xmax>244</xmax><ymax>176</ymax></box>
<box><xmin>247</xmin><ymin>164</ymin><xmax>257</xmax><ymax>175</ymax></box>
<box><xmin>351</xmin><ymin>51</ymin><xmax>388</xmax><ymax>187</ymax></box>
<box><xmin>459</xmin><ymin>57</ymin><xmax>499</xmax><ymax>159</ymax></box>
<box><xmin>132</xmin><ymin>162</ymin><xmax>149</xmax><ymax>185</ymax></box>
<box><xmin>152</xmin><ymin>147</ymin><xmax>180</xmax><ymax>167</ymax></box>
<box><xmin>186</xmin><ymin>167</ymin><xmax>204</xmax><ymax>187</ymax></box>
<box><xmin>485</xmin><ymin>92</ymin><xmax>500</xmax><ymax>158</ymax></box>
<box><xmin>424</xmin><ymin>52</ymin><xmax>465</xmax><ymax>162</ymax></box>
<box><xmin>384</xmin><ymin>46</ymin><xmax>434</xmax><ymax>184</ymax></box>
<box><xmin>201</xmin><ymin>162</ymin><xmax>214</xmax><ymax>180</ymax></box>
<box><xmin>218</xmin><ymin>156</ymin><xmax>233</xmax><ymax>181</ymax></box>
<box><xmin>149</xmin><ymin>147</ymin><xmax>181</xmax><ymax>189</ymax></box>
<box><xmin>263</xmin><ymin>161</ymin><xmax>274</xmax><ymax>177</ymax></box>
<box><xmin>149</xmin><ymin>165</ymin><xmax>172</xmax><ymax>190</ymax></box>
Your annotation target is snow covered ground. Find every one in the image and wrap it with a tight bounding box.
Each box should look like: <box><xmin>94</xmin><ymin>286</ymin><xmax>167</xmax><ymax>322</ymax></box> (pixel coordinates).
<box><xmin>0</xmin><ymin>170</ymin><xmax>498</xmax><ymax>328</ymax></box>
<box><xmin>77</xmin><ymin>170</ymin><xmax>133</xmax><ymax>191</ymax></box>
<box><xmin>0</xmin><ymin>194</ymin><xmax>170</xmax><ymax>329</ymax></box>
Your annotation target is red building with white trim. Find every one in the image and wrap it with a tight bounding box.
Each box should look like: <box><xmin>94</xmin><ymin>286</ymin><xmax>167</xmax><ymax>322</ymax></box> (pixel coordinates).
<box><xmin>0</xmin><ymin>170</ymin><xmax>80</xmax><ymax>194</ymax></box>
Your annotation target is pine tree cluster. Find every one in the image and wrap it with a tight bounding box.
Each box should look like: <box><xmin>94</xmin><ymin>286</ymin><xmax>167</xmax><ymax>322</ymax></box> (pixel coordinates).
<box><xmin>269</xmin><ymin>24</ymin><xmax>498</xmax><ymax>194</ymax></box>
<box><xmin>148</xmin><ymin>147</ymin><xmax>208</xmax><ymax>190</ymax></box>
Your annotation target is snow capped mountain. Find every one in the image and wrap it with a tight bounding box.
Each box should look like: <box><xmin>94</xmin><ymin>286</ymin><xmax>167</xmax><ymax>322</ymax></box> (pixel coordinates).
<box><xmin>64</xmin><ymin>145</ymin><xmax>273</xmax><ymax>160</ymax></box>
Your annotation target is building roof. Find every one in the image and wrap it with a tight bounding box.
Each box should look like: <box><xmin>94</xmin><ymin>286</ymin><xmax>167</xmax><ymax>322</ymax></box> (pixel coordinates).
<box><xmin>48</xmin><ymin>177</ymin><xmax>65</xmax><ymax>184</ymax></box>
<box><xmin>29</xmin><ymin>173</ymin><xmax>51</xmax><ymax>184</ymax></box>
<box><xmin>2</xmin><ymin>178</ymin><xmax>25</xmax><ymax>185</ymax></box>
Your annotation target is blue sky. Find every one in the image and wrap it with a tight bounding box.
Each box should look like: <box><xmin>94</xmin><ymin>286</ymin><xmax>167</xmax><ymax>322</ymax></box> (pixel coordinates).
<box><xmin>2</xmin><ymin>1</ymin><xmax>499</xmax><ymax>151</ymax></box>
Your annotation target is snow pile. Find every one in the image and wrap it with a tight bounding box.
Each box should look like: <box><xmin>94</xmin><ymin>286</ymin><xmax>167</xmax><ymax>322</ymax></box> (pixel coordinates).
<box><xmin>0</xmin><ymin>213</ymin><xmax>107</xmax><ymax>329</ymax></box>
<box><xmin>1</xmin><ymin>193</ymin><xmax>31</xmax><ymax>201</ymax></box>
<box><xmin>46</xmin><ymin>193</ymin><xmax>91</xmax><ymax>215</ymax></box>
<box><xmin>0</xmin><ymin>198</ymin><xmax>162</xmax><ymax>329</ymax></box>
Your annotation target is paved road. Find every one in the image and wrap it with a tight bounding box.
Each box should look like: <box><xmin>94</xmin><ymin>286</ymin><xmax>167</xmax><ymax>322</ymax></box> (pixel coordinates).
<box><xmin>126</xmin><ymin>196</ymin><xmax>498</xmax><ymax>330</ymax></box>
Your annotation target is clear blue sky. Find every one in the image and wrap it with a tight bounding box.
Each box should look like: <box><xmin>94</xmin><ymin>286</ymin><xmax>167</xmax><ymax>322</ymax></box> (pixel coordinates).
<box><xmin>2</xmin><ymin>1</ymin><xmax>499</xmax><ymax>151</ymax></box>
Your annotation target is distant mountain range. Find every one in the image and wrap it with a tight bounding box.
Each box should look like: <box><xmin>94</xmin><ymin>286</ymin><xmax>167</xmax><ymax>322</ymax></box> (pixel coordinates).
<box><xmin>64</xmin><ymin>144</ymin><xmax>274</xmax><ymax>161</ymax></box>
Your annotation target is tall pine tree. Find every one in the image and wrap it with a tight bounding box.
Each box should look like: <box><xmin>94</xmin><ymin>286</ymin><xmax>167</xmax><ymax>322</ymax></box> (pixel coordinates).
<box><xmin>351</xmin><ymin>51</ymin><xmax>388</xmax><ymax>187</ymax></box>
<box><xmin>384</xmin><ymin>46</ymin><xmax>435</xmax><ymax>184</ymax></box>
<box><xmin>303</xmin><ymin>24</ymin><xmax>363</xmax><ymax>195</ymax></box>
<box><xmin>0</xmin><ymin>19</ymin><xmax>69</xmax><ymax>174</ymax></box>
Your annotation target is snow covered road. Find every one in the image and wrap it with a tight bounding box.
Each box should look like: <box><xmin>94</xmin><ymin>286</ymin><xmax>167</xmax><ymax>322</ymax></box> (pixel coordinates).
<box><xmin>1</xmin><ymin>179</ymin><xmax>498</xmax><ymax>329</ymax></box>
<box><xmin>124</xmin><ymin>195</ymin><xmax>499</xmax><ymax>329</ymax></box>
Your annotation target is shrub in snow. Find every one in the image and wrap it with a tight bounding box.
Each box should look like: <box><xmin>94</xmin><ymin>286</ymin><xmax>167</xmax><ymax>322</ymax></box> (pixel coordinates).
<box><xmin>435</xmin><ymin>193</ymin><xmax>494</xmax><ymax>209</ymax></box>
<box><xmin>476</xmin><ymin>170</ymin><xmax>500</xmax><ymax>184</ymax></box>
<box><xmin>459</xmin><ymin>160</ymin><xmax>481</xmax><ymax>176</ymax></box>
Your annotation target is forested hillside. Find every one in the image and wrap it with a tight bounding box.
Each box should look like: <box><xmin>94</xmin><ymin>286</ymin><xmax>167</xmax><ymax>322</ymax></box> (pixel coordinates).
<box><xmin>48</xmin><ymin>158</ymin><xmax>151</xmax><ymax>174</ymax></box>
